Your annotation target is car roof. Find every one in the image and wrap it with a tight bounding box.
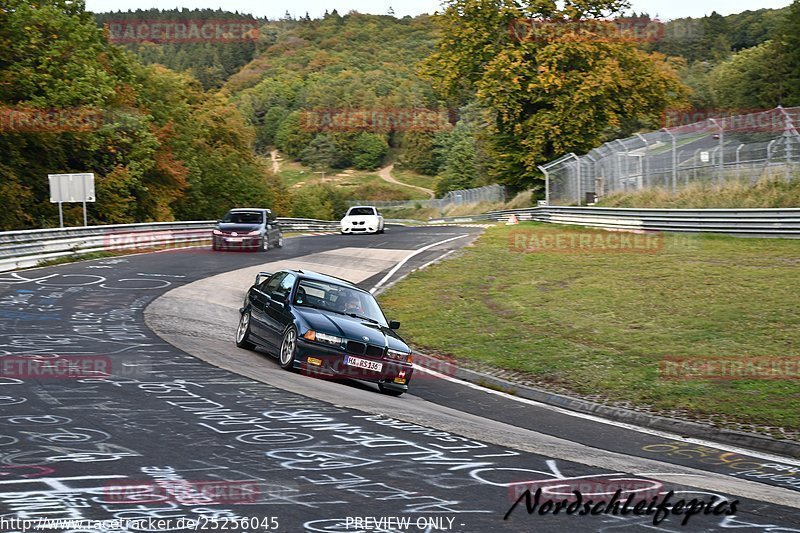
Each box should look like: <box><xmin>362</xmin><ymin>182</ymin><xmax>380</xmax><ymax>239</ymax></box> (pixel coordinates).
<box><xmin>348</xmin><ymin>206</ymin><xmax>376</xmax><ymax>210</ymax></box>
<box><xmin>287</xmin><ymin>269</ymin><xmax>358</xmax><ymax>289</ymax></box>
<box><xmin>229</xmin><ymin>208</ymin><xmax>272</xmax><ymax>212</ymax></box>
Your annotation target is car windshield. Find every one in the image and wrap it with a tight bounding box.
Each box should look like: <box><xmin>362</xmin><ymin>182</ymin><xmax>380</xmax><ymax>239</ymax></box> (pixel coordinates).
<box><xmin>294</xmin><ymin>279</ymin><xmax>387</xmax><ymax>327</ymax></box>
<box><xmin>347</xmin><ymin>207</ymin><xmax>375</xmax><ymax>216</ymax></box>
<box><xmin>222</xmin><ymin>211</ymin><xmax>263</xmax><ymax>224</ymax></box>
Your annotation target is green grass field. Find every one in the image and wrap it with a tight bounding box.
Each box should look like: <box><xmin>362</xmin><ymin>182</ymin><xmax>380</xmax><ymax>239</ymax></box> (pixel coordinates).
<box><xmin>379</xmin><ymin>223</ymin><xmax>800</xmax><ymax>435</ymax></box>
<box><xmin>278</xmin><ymin>161</ymin><xmax>430</xmax><ymax>201</ymax></box>
<box><xmin>391</xmin><ymin>168</ymin><xmax>439</xmax><ymax>192</ymax></box>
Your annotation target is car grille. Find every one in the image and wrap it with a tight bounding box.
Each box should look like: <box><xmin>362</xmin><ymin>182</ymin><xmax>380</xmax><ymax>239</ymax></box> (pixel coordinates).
<box><xmin>346</xmin><ymin>341</ymin><xmax>385</xmax><ymax>358</ymax></box>
<box><xmin>366</xmin><ymin>344</ymin><xmax>385</xmax><ymax>358</ymax></box>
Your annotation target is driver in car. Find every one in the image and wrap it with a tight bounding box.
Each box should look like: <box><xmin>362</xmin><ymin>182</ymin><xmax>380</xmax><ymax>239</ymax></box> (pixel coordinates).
<box><xmin>341</xmin><ymin>292</ymin><xmax>364</xmax><ymax>314</ymax></box>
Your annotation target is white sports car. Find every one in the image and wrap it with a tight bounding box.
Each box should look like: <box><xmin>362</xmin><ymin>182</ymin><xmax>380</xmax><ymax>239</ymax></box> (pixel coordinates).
<box><xmin>340</xmin><ymin>206</ymin><xmax>385</xmax><ymax>234</ymax></box>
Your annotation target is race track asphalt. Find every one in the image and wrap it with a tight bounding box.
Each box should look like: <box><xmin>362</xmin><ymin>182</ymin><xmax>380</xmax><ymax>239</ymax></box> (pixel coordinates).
<box><xmin>0</xmin><ymin>225</ymin><xmax>798</xmax><ymax>532</ymax></box>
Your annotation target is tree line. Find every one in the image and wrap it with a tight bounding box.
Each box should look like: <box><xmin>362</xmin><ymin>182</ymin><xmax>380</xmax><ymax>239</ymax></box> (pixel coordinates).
<box><xmin>1</xmin><ymin>1</ymin><xmax>797</xmax><ymax>230</ymax></box>
<box><xmin>0</xmin><ymin>1</ymin><xmax>288</xmax><ymax>230</ymax></box>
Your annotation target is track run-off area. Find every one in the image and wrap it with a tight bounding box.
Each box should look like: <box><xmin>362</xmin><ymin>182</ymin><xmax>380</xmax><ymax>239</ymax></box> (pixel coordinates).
<box><xmin>0</xmin><ymin>225</ymin><xmax>799</xmax><ymax>532</ymax></box>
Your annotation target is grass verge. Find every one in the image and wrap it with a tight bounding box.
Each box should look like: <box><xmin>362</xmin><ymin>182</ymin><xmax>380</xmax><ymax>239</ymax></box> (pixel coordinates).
<box><xmin>598</xmin><ymin>176</ymin><xmax>800</xmax><ymax>208</ymax></box>
<box><xmin>35</xmin><ymin>251</ymin><xmax>119</xmax><ymax>268</ymax></box>
<box><xmin>391</xmin><ymin>168</ymin><xmax>439</xmax><ymax>192</ymax></box>
<box><xmin>280</xmin><ymin>162</ymin><xmax>430</xmax><ymax>201</ymax></box>
<box><xmin>379</xmin><ymin>222</ymin><xmax>800</xmax><ymax>434</ymax></box>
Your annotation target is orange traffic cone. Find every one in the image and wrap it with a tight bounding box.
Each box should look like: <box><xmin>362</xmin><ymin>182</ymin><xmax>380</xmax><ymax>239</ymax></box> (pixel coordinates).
<box><xmin>506</xmin><ymin>214</ymin><xmax>519</xmax><ymax>225</ymax></box>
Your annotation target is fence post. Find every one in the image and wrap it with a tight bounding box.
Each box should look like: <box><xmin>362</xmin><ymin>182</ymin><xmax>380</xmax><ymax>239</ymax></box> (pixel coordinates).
<box><xmin>779</xmin><ymin>105</ymin><xmax>800</xmax><ymax>181</ymax></box>
<box><xmin>735</xmin><ymin>144</ymin><xmax>744</xmax><ymax>179</ymax></box>
<box><xmin>635</xmin><ymin>133</ymin><xmax>650</xmax><ymax>189</ymax></box>
<box><xmin>538</xmin><ymin>166</ymin><xmax>550</xmax><ymax>205</ymax></box>
<box><xmin>585</xmin><ymin>153</ymin><xmax>597</xmax><ymax>202</ymax></box>
<box><xmin>767</xmin><ymin>139</ymin><xmax>776</xmax><ymax>180</ymax></box>
<box><xmin>709</xmin><ymin>118</ymin><xmax>724</xmax><ymax>187</ymax></box>
<box><xmin>614</xmin><ymin>140</ymin><xmax>629</xmax><ymax>193</ymax></box>
<box><xmin>565</xmin><ymin>153</ymin><xmax>581</xmax><ymax>206</ymax></box>
<box><xmin>662</xmin><ymin>128</ymin><xmax>677</xmax><ymax>193</ymax></box>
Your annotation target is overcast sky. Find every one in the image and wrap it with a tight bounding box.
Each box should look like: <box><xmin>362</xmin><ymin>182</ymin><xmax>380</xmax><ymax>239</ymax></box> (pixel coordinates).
<box><xmin>86</xmin><ymin>0</ymin><xmax>793</xmax><ymax>21</ymax></box>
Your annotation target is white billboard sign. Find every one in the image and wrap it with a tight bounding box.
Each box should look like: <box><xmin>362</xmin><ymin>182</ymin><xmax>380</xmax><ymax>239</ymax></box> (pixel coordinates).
<box><xmin>49</xmin><ymin>173</ymin><xmax>95</xmax><ymax>203</ymax></box>
<box><xmin>48</xmin><ymin>173</ymin><xmax>95</xmax><ymax>227</ymax></box>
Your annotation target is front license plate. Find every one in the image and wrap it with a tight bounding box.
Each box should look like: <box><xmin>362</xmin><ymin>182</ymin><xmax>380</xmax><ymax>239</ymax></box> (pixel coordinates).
<box><xmin>344</xmin><ymin>356</ymin><xmax>383</xmax><ymax>372</ymax></box>
<box><xmin>224</xmin><ymin>237</ymin><xmax>243</xmax><ymax>242</ymax></box>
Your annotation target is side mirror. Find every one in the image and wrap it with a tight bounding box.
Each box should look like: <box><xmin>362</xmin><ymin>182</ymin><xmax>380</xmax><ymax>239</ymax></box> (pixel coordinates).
<box><xmin>388</xmin><ymin>320</ymin><xmax>400</xmax><ymax>330</ymax></box>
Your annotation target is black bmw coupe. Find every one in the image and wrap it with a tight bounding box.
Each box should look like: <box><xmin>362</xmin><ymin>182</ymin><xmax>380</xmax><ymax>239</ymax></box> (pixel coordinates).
<box><xmin>236</xmin><ymin>269</ymin><xmax>413</xmax><ymax>396</ymax></box>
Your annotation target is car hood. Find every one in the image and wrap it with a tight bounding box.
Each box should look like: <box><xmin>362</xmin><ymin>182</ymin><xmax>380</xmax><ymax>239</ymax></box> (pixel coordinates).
<box><xmin>217</xmin><ymin>223</ymin><xmax>261</xmax><ymax>233</ymax></box>
<box><xmin>296</xmin><ymin>307</ymin><xmax>408</xmax><ymax>352</ymax></box>
<box><xmin>341</xmin><ymin>215</ymin><xmax>379</xmax><ymax>222</ymax></box>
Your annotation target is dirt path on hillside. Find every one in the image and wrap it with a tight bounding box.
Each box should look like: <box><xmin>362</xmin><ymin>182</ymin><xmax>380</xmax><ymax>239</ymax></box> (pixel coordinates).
<box><xmin>377</xmin><ymin>163</ymin><xmax>435</xmax><ymax>199</ymax></box>
<box><xmin>270</xmin><ymin>150</ymin><xmax>282</xmax><ymax>174</ymax></box>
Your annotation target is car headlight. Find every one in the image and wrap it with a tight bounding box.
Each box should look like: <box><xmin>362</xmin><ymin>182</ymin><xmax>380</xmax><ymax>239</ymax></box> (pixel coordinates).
<box><xmin>387</xmin><ymin>349</ymin><xmax>412</xmax><ymax>362</ymax></box>
<box><xmin>303</xmin><ymin>330</ymin><xmax>343</xmax><ymax>346</ymax></box>
<box><xmin>212</xmin><ymin>229</ymin><xmax>222</xmax><ymax>235</ymax></box>
<box><xmin>247</xmin><ymin>230</ymin><xmax>261</xmax><ymax>236</ymax></box>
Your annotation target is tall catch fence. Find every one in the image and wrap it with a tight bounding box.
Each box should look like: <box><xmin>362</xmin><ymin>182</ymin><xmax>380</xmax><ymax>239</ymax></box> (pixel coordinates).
<box><xmin>346</xmin><ymin>184</ymin><xmax>506</xmax><ymax>211</ymax></box>
<box><xmin>540</xmin><ymin>107</ymin><xmax>800</xmax><ymax>205</ymax></box>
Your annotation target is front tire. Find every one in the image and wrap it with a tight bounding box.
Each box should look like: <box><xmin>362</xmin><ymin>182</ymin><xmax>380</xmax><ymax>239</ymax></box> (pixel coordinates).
<box><xmin>378</xmin><ymin>383</ymin><xmax>405</xmax><ymax>397</ymax></box>
<box><xmin>279</xmin><ymin>327</ymin><xmax>298</xmax><ymax>370</ymax></box>
<box><xmin>260</xmin><ymin>236</ymin><xmax>270</xmax><ymax>252</ymax></box>
<box><xmin>276</xmin><ymin>235</ymin><xmax>284</xmax><ymax>248</ymax></box>
<box><xmin>235</xmin><ymin>311</ymin><xmax>256</xmax><ymax>350</ymax></box>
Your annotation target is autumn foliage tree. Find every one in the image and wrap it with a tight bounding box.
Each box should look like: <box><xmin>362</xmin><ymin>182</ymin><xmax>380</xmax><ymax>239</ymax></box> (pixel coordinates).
<box><xmin>422</xmin><ymin>0</ymin><xmax>689</xmax><ymax>189</ymax></box>
<box><xmin>0</xmin><ymin>0</ymin><xmax>287</xmax><ymax>230</ymax></box>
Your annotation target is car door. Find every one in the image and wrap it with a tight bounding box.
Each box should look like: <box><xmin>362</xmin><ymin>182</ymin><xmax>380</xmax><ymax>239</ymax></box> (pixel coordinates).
<box><xmin>266</xmin><ymin>213</ymin><xmax>280</xmax><ymax>246</ymax></box>
<box><xmin>264</xmin><ymin>273</ymin><xmax>297</xmax><ymax>344</ymax></box>
<box><xmin>249</xmin><ymin>272</ymin><xmax>285</xmax><ymax>345</ymax></box>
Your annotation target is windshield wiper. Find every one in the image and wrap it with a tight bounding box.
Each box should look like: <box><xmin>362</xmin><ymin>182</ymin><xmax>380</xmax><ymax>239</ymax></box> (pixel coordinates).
<box><xmin>345</xmin><ymin>313</ymin><xmax>380</xmax><ymax>324</ymax></box>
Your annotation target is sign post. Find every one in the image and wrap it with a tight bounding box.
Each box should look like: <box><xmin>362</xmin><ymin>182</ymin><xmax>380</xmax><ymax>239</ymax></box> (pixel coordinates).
<box><xmin>48</xmin><ymin>173</ymin><xmax>96</xmax><ymax>228</ymax></box>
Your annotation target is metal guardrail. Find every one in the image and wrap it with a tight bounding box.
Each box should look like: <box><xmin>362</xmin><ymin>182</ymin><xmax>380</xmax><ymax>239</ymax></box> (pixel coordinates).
<box><xmin>3</xmin><ymin>208</ymin><xmax>799</xmax><ymax>273</ymax></box>
<box><xmin>0</xmin><ymin>218</ymin><xmax>341</xmax><ymax>272</ymax></box>
<box><xmin>428</xmin><ymin>206</ymin><xmax>800</xmax><ymax>237</ymax></box>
